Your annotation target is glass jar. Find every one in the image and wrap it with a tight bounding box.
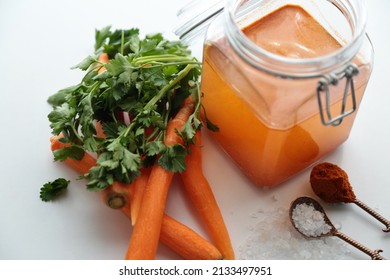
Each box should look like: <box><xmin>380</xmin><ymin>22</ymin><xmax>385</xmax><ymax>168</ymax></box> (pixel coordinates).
<box><xmin>185</xmin><ymin>0</ymin><xmax>373</xmax><ymax>187</ymax></box>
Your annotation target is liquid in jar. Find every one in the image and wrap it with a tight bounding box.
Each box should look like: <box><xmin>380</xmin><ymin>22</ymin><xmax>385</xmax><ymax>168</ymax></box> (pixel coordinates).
<box><xmin>201</xmin><ymin>4</ymin><xmax>372</xmax><ymax>187</ymax></box>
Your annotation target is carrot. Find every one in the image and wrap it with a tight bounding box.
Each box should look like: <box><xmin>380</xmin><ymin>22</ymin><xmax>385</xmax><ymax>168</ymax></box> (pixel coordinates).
<box><xmin>97</xmin><ymin>52</ymin><xmax>109</xmax><ymax>74</ymax></box>
<box><xmin>180</xmin><ymin>130</ymin><xmax>235</xmax><ymax>259</ymax></box>
<box><xmin>124</xmin><ymin>97</ymin><xmax>195</xmax><ymax>260</ymax></box>
<box><xmin>100</xmin><ymin>180</ymin><xmax>132</xmax><ymax>211</ymax></box>
<box><xmin>159</xmin><ymin>215</ymin><xmax>223</xmax><ymax>260</ymax></box>
<box><xmin>50</xmin><ymin>135</ymin><xmax>96</xmax><ymax>174</ymax></box>
<box><xmin>124</xmin><ymin>164</ymin><xmax>173</xmax><ymax>259</ymax></box>
<box><xmin>50</xmin><ymin>135</ymin><xmax>222</xmax><ymax>260</ymax></box>
<box><xmin>50</xmin><ymin>135</ymin><xmax>126</xmax><ymax>209</ymax></box>
<box><xmin>165</xmin><ymin>96</ymin><xmax>194</xmax><ymax>146</ymax></box>
<box><xmin>50</xmin><ymin>134</ymin><xmax>133</xmax><ymax>213</ymax></box>
<box><xmin>99</xmin><ymin>165</ymin><xmax>150</xmax><ymax>224</ymax></box>
<box><xmin>129</xmin><ymin>167</ymin><xmax>150</xmax><ymax>226</ymax></box>
<box><xmin>95</xmin><ymin>121</ymin><xmax>105</xmax><ymax>138</ymax></box>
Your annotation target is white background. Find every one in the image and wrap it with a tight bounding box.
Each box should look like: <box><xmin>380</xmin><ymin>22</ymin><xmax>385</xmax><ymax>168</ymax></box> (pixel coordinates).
<box><xmin>0</xmin><ymin>0</ymin><xmax>389</xmax><ymax>260</ymax></box>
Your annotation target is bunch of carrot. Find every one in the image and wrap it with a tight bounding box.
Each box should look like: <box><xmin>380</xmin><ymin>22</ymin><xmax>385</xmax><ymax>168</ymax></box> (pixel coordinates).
<box><xmin>48</xmin><ymin>54</ymin><xmax>235</xmax><ymax>260</ymax></box>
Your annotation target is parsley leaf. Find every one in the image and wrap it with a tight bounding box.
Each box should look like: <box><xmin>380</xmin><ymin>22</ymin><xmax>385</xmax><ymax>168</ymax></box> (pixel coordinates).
<box><xmin>158</xmin><ymin>144</ymin><xmax>187</xmax><ymax>173</ymax></box>
<box><xmin>40</xmin><ymin>178</ymin><xmax>70</xmax><ymax>202</ymax></box>
<box><xmin>53</xmin><ymin>146</ymin><xmax>85</xmax><ymax>161</ymax></box>
<box><xmin>72</xmin><ymin>55</ymin><xmax>98</xmax><ymax>71</ymax></box>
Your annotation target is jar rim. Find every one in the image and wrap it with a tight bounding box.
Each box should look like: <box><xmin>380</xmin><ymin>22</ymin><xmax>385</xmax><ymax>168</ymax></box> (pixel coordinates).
<box><xmin>224</xmin><ymin>0</ymin><xmax>367</xmax><ymax>78</ymax></box>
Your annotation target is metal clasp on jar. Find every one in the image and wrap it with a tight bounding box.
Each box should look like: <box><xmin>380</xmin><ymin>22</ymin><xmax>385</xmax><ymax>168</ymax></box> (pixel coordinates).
<box><xmin>316</xmin><ymin>64</ymin><xmax>359</xmax><ymax>126</ymax></box>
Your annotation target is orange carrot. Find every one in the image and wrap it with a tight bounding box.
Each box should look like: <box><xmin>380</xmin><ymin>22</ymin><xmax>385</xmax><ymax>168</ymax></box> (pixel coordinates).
<box><xmin>50</xmin><ymin>135</ymin><xmax>222</xmax><ymax>260</ymax></box>
<box><xmin>180</xmin><ymin>130</ymin><xmax>235</xmax><ymax>259</ymax></box>
<box><xmin>97</xmin><ymin>53</ymin><xmax>109</xmax><ymax>74</ymax></box>
<box><xmin>165</xmin><ymin>96</ymin><xmax>194</xmax><ymax>146</ymax></box>
<box><xmin>129</xmin><ymin>167</ymin><xmax>150</xmax><ymax>226</ymax></box>
<box><xmin>95</xmin><ymin>121</ymin><xmax>105</xmax><ymax>138</ymax></box>
<box><xmin>50</xmin><ymin>134</ymin><xmax>132</xmax><ymax>212</ymax></box>
<box><xmin>99</xmin><ymin>165</ymin><xmax>151</xmax><ymax>225</ymax></box>
<box><xmin>124</xmin><ymin>164</ymin><xmax>174</xmax><ymax>259</ymax></box>
<box><xmin>50</xmin><ymin>135</ymin><xmax>96</xmax><ymax>174</ymax></box>
<box><xmin>124</xmin><ymin>97</ymin><xmax>195</xmax><ymax>260</ymax></box>
<box><xmin>100</xmin><ymin>180</ymin><xmax>132</xmax><ymax>211</ymax></box>
<box><xmin>159</xmin><ymin>215</ymin><xmax>223</xmax><ymax>260</ymax></box>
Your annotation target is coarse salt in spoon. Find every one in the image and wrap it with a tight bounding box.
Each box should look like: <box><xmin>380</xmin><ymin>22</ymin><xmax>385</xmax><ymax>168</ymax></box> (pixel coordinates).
<box><xmin>310</xmin><ymin>162</ymin><xmax>390</xmax><ymax>232</ymax></box>
<box><xmin>289</xmin><ymin>196</ymin><xmax>386</xmax><ymax>260</ymax></box>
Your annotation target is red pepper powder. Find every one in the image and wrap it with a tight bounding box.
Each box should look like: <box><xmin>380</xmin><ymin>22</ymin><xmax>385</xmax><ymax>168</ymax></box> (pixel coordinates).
<box><xmin>310</xmin><ymin>162</ymin><xmax>356</xmax><ymax>203</ymax></box>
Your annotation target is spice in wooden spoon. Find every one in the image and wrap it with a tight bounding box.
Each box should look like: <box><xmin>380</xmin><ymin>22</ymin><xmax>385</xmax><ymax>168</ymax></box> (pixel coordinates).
<box><xmin>310</xmin><ymin>162</ymin><xmax>390</xmax><ymax>232</ymax></box>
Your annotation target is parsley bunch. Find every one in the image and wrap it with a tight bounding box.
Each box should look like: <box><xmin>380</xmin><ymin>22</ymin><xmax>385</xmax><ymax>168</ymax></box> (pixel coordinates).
<box><xmin>47</xmin><ymin>26</ymin><xmax>217</xmax><ymax>191</ymax></box>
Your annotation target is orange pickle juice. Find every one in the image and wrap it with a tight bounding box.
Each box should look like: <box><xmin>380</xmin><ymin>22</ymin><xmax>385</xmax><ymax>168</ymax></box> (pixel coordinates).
<box><xmin>200</xmin><ymin>4</ymin><xmax>372</xmax><ymax>187</ymax></box>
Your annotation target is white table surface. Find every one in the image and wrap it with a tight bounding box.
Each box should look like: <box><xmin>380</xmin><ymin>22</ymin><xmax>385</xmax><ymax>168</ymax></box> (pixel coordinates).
<box><xmin>0</xmin><ymin>0</ymin><xmax>389</xmax><ymax>260</ymax></box>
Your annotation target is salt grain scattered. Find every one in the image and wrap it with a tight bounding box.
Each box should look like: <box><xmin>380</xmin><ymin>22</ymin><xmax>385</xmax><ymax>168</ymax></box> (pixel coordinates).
<box><xmin>238</xmin><ymin>207</ymin><xmax>352</xmax><ymax>260</ymax></box>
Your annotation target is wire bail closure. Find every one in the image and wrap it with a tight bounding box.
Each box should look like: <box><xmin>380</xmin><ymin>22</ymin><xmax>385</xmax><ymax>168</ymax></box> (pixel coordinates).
<box><xmin>316</xmin><ymin>64</ymin><xmax>359</xmax><ymax>126</ymax></box>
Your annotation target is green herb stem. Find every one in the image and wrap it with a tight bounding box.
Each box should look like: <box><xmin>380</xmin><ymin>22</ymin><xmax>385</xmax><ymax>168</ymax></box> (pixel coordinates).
<box><xmin>133</xmin><ymin>55</ymin><xmax>198</xmax><ymax>66</ymax></box>
<box><xmin>145</xmin><ymin>63</ymin><xmax>197</xmax><ymax>111</ymax></box>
